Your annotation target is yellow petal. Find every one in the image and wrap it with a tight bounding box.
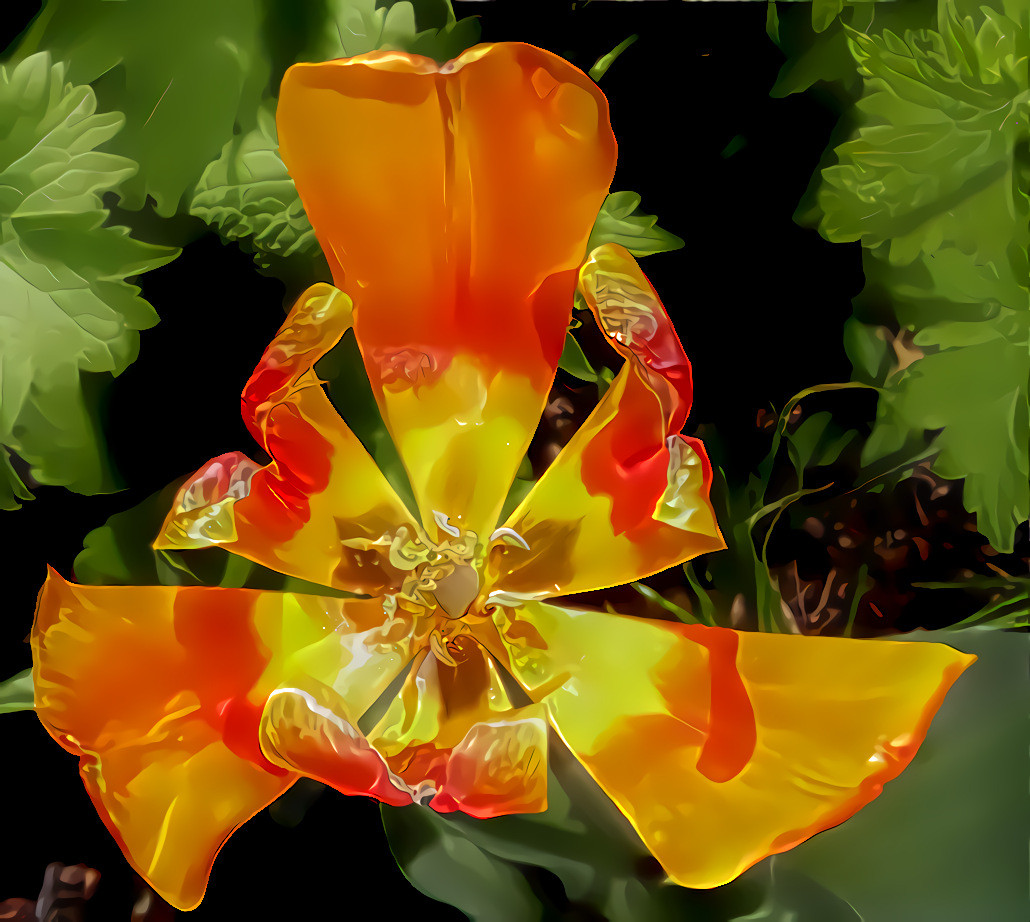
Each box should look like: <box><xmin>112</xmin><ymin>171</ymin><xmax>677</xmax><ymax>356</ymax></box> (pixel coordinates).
<box><xmin>31</xmin><ymin>572</ymin><xmax>417</xmax><ymax>909</ymax></box>
<box><xmin>277</xmin><ymin>45</ymin><xmax>617</xmax><ymax>541</ymax></box>
<box><xmin>155</xmin><ymin>283</ymin><xmax>417</xmax><ymax>595</ymax></box>
<box><xmin>494</xmin><ymin>600</ymin><xmax>974</xmax><ymax>888</ymax></box>
<box><xmin>485</xmin><ymin>246</ymin><xmax>723</xmax><ymax>601</ymax></box>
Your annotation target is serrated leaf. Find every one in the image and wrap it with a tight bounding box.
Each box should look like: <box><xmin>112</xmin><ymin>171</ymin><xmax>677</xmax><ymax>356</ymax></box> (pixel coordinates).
<box><xmin>812</xmin><ymin>8</ymin><xmax>1027</xmax><ymax>263</ymax></box>
<box><xmin>862</xmin><ymin>312</ymin><xmax>1029</xmax><ymax>551</ymax></box>
<box><xmin>0</xmin><ymin>668</ymin><xmax>33</xmax><ymax>715</ymax></box>
<box><xmin>190</xmin><ymin>98</ymin><xmax>326</xmax><ymax>278</ymax></box>
<box><xmin>0</xmin><ymin>54</ymin><xmax>178</xmax><ymax>508</ymax></box>
<box><xmin>586</xmin><ymin>191</ymin><xmax>684</xmax><ymax>258</ymax></box>
<box><xmin>12</xmin><ymin>0</ymin><xmax>272</xmax><ymax>215</ymax></box>
<box><xmin>312</xmin><ymin>0</ymin><xmax>480</xmax><ymax>63</ymax></box>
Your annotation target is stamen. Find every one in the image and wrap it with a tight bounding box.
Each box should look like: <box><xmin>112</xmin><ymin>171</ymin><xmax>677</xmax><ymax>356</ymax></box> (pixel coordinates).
<box><xmin>429</xmin><ymin>629</ymin><xmax>458</xmax><ymax>667</ymax></box>
<box><xmin>433</xmin><ymin>510</ymin><xmax>462</xmax><ymax>537</ymax></box>
<box><xmin>489</xmin><ymin>527</ymin><xmax>531</xmax><ymax>550</ymax></box>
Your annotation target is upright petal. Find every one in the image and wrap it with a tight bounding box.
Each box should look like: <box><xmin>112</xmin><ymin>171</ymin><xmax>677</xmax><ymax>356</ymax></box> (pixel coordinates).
<box><xmin>277</xmin><ymin>44</ymin><xmax>617</xmax><ymax>542</ymax></box>
<box><xmin>484</xmin><ymin>245</ymin><xmax>724</xmax><ymax>601</ymax></box>
<box><xmin>32</xmin><ymin>573</ymin><xmax>417</xmax><ymax>910</ymax></box>
<box><xmin>155</xmin><ymin>284</ymin><xmax>418</xmax><ymax>595</ymax></box>
<box><xmin>493</xmin><ymin>600</ymin><xmax>974</xmax><ymax>889</ymax></box>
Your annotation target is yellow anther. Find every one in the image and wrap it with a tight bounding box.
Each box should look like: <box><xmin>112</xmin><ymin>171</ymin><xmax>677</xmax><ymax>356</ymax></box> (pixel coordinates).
<box><xmin>429</xmin><ymin>629</ymin><xmax>459</xmax><ymax>667</ymax></box>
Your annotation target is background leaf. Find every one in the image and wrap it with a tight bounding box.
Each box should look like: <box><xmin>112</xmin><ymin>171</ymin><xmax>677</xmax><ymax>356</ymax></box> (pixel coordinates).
<box><xmin>790</xmin><ymin>0</ymin><xmax>1030</xmax><ymax>552</ymax></box>
<box><xmin>312</xmin><ymin>0</ymin><xmax>481</xmax><ymax>63</ymax></box>
<box><xmin>189</xmin><ymin>98</ymin><xmax>328</xmax><ymax>282</ymax></box>
<box><xmin>776</xmin><ymin>628</ymin><xmax>1029</xmax><ymax>921</ymax></box>
<box><xmin>0</xmin><ymin>54</ymin><xmax>177</xmax><ymax>508</ymax></box>
<box><xmin>11</xmin><ymin>0</ymin><xmax>274</xmax><ymax>216</ymax></box>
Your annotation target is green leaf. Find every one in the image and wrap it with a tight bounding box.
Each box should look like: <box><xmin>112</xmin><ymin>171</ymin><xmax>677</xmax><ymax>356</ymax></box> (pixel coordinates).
<box><xmin>190</xmin><ymin>98</ymin><xmax>328</xmax><ymax>281</ymax></box>
<box><xmin>382</xmin><ymin>804</ymin><xmax>541</xmax><ymax>921</ymax></box>
<box><xmin>0</xmin><ymin>54</ymin><xmax>178</xmax><ymax>508</ymax></box>
<box><xmin>776</xmin><ymin>628</ymin><xmax>1029</xmax><ymax>920</ymax></box>
<box><xmin>785</xmin><ymin>410</ymin><xmax>857</xmax><ymax>473</ymax></box>
<box><xmin>312</xmin><ymin>0</ymin><xmax>480</xmax><ymax>63</ymax></box>
<box><xmin>0</xmin><ymin>668</ymin><xmax>33</xmax><ymax>715</ymax></box>
<box><xmin>811</xmin><ymin>0</ymin><xmax>845</xmax><ymax>35</ymax></box>
<box><xmin>12</xmin><ymin>0</ymin><xmax>272</xmax><ymax>215</ymax></box>
<box><xmin>586</xmin><ymin>191</ymin><xmax>684</xmax><ymax>258</ymax></box>
<box><xmin>589</xmin><ymin>34</ymin><xmax>638</xmax><ymax>83</ymax></box>
<box><xmin>862</xmin><ymin>310</ymin><xmax>1029</xmax><ymax>552</ymax></box>
<box><xmin>556</xmin><ymin>329</ymin><xmax>600</xmax><ymax>383</ymax></box>
<box><xmin>383</xmin><ymin>748</ymin><xmax>770</xmax><ymax>922</ymax></box>
<box><xmin>812</xmin><ymin>8</ymin><xmax>1028</xmax><ymax>263</ymax></box>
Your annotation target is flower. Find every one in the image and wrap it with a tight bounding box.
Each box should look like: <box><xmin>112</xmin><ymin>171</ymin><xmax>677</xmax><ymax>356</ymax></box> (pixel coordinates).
<box><xmin>31</xmin><ymin>43</ymin><xmax>974</xmax><ymax>912</ymax></box>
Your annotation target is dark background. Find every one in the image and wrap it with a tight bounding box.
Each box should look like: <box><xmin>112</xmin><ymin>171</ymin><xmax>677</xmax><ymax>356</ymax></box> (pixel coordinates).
<box><xmin>0</xmin><ymin>1</ymin><xmax>859</xmax><ymax>917</ymax></box>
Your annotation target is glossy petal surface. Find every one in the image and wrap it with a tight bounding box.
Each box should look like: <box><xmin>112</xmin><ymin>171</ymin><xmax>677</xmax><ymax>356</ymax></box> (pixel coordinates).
<box><xmin>31</xmin><ymin>572</ymin><xmax>418</xmax><ymax>909</ymax></box>
<box><xmin>277</xmin><ymin>44</ymin><xmax>617</xmax><ymax>541</ymax></box>
<box><xmin>486</xmin><ymin>245</ymin><xmax>724</xmax><ymax>600</ymax></box>
<box><xmin>494</xmin><ymin>600</ymin><xmax>975</xmax><ymax>888</ymax></box>
<box><xmin>156</xmin><ymin>284</ymin><xmax>417</xmax><ymax>594</ymax></box>
<box><xmin>368</xmin><ymin>640</ymin><xmax>549</xmax><ymax>818</ymax></box>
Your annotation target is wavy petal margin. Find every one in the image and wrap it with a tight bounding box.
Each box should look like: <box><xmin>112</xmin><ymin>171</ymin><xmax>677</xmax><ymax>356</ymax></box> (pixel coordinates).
<box><xmin>485</xmin><ymin>245</ymin><xmax>723</xmax><ymax>600</ymax></box>
<box><xmin>277</xmin><ymin>44</ymin><xmax>617</xmax><ymax>542</ymax></box>
<box><xmin>155</xmin><ymin>284</ymin><xmax>417</xmax><ymax>595</ymax></box>
<box><xmin>31</xmin><ymin>573</ymin><xmax>418</xmax><ymax>909</ymax></box>
<box><xmin>493</xmin><ymin>600</ymin><xmax>975</xmax><ymax>889</ymax></box>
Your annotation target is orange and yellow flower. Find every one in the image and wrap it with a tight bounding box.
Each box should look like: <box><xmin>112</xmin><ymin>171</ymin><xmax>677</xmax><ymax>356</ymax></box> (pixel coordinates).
<box><xmin>31</xmin><ymin>43</ymin><xmax>973</xmax><ymax>912</ymax></box>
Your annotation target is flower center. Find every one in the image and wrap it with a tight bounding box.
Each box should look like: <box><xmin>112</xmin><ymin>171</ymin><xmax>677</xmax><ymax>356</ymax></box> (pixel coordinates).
<box><xmin>379</xmin><ymin>513</ymin><xmax>530</xmax><ymax>665</ymax></box>
<box><xmin>383</xmin><ymin>513</ymin><xmax>481</xmax><ymax>618</ymax></box>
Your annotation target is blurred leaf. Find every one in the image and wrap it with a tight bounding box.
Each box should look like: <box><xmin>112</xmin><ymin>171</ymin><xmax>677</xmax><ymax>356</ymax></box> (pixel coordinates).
<box><xmin>11</xmin><ymin>0</ymin><xmax>272</xmax><ymax>215</ymax></box>
<box><xmin>776</xmin><ymin>628</ymin><xmax>1030</xmax><ymax>921</ymax></box>
<box><xmin>0</xmin><ymin>54</ymin><xmax>178</xmax><ymax>509</ymax></box>
<box><xmin>631</xmin><ymin>581</ymin><xmax>711</xmax><ymax>626</ymax></box>
<box><xmin>382</xmin><ymin>803</ymin><xmax>541</xmax><ymax>921</ymax></box>
<box><xmin>811</xmin><ymin>0</ymin><xmax>845</xmax><ymax>35</ymax></box>
<box><xmin>587</xmin><ymin>191</ymin><xmax>684</xmax><ymax>258</ymax></box>
<box><xmin>311</xmin><ymin>0</ymin><xmax>480</xmax><ymax>63</ymax></box>
<box><xmin>190</xmin><ymin>98</ymin><xmax>328</xmax><ymax>281</ymax></box>
<box><xmin>0</xmin><ymin>668</ymin><xmax>33</xmax><ymax>714</ymax></box>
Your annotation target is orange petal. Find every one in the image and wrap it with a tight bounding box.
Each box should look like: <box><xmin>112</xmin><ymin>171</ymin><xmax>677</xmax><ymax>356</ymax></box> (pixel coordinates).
<box><xmin>485</xmin><ymin>245</ymin><xmax>724</xmax><ymax>601</ymax></box>
<box><xmin>277</xmin><ymin>44</ymin><xmax>617</xmax><ymax>542</ymax></box>
<box><xmin>493</xmin><ymin>600</ymin><xmax>975</xmax><ymax>888</ymax></box>
<box><xmin>368</xmin><ymin>639</ymin><xmax>548</xmax><ymax>818</ymax></box>
<box><xmin>155</xmin><ymin>284</ymin><xmax>417</xmax><ymax>595</ymax></box>
<box><xmin>31</xmin><ymin>572</ymin><xmax>417</xmax><ymax>909</ymax></box>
